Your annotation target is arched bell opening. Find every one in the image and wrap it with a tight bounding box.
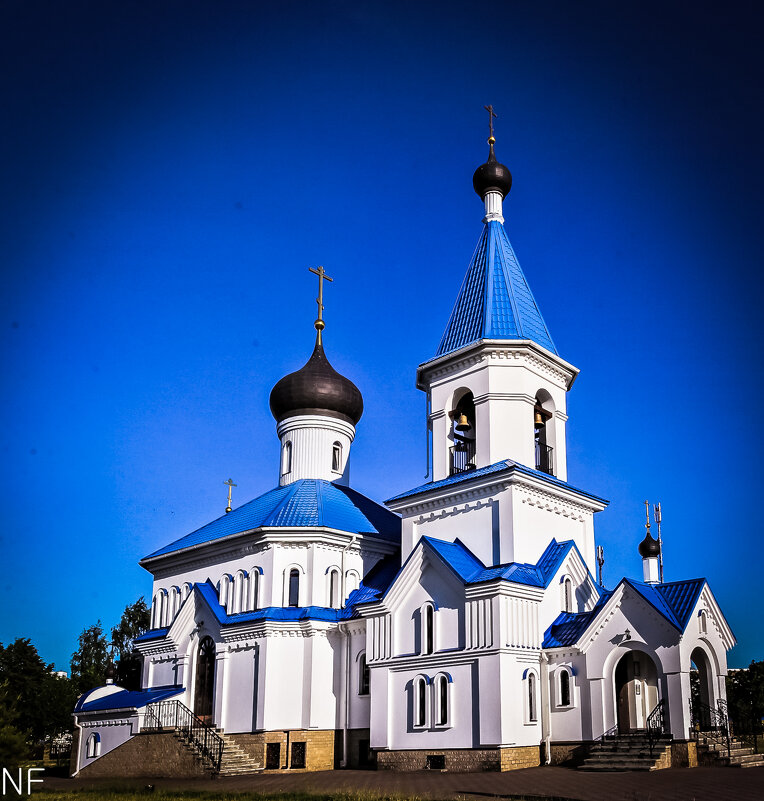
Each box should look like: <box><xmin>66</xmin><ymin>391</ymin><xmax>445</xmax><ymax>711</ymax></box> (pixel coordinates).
<box><xmin>193</xmin><ymin>636</ymin><xmax>216</xmax><ymax>725</ymax></box>
<box><xmin>534</xmin><ymin>389</ymin><xmax>556</xmax><ymax>476</ymax></box>
<box><xmin>614</xmin><ymin>650</ymin><xmax>659</xmax><ymax>733</ymax></box>
<box><xmin>448</xmin><ymin>389</ymin><xmax>476</xmax><ymax>476</ymax></box>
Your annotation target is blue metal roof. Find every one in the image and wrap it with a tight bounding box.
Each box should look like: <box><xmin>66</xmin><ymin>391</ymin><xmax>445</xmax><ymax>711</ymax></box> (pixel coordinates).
<box><xmin>144</xmin><ymin>480</ymin><xmax>401</xmax><ymax>559</ymax></box>
<box><xmin>436</xmin><ymin>220</ymin><xmax>556</xmax><ymax>358</ymax></box>
<box><xmin>424</xmin><ymin>537</ymin><xmax>486</xmax><ymax>582</ymax></box>
<box><xmin>386</xmin><ymin>459</ymin><xmax>608</xmax><ymax>505</ymax></box>
<box><xmin>541</xmin><ymin>577</ymin><xmax>708</xmax><ymax>648</ymax></box>
<box><xmin>75</xmin><ymin>685</ymin><xmax>183</xmax><ymax>713</ymax></box>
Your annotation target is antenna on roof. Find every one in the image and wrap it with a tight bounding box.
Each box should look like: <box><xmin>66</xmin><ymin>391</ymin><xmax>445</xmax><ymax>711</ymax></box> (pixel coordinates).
<box><xmin>596</xmin><ymin>545</ymin><xmax>604</xmax><ymax>588</ymax></box>
<box><xmin>654</xmin><ymin>502</ymin><xmax>664</xmax><ymax>582</ymax></box>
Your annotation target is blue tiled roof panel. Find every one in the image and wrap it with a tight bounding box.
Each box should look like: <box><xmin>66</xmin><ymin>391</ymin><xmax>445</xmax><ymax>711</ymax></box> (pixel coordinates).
<box><xmin>656</xmin><ymin>579</ymin><xmax>706</xmax><ymax>628</ymax></box>
<box><xmin>133</xmin><ymin>627</ymin><xmax>169</xmax><ymax>643</ymax></box>
<box><xmin>145</xmin><ymin>480</ymin><xmax>401</xmax><ymax>558</ymax></box>
<box><xmin>423</xmin><ymin>537</ymin><xmax>485</xmax><ymax>582</ymax></box>
<box><xmin>75</xmin><ymin>685</ymin><xmax>183</xmax><ymax>713</ymax></box>
<box><xmin>386</xmin><ymin>459</ymin><xmax>608</xmax><ymax>505</ymax></box>
<box><xmin>436</xmin><ymin>221</ymin><xmax>557</xmax><ymax>357</ymax></box>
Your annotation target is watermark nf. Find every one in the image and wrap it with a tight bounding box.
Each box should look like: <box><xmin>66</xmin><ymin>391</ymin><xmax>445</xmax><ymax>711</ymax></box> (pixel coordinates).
<box><xmin>2</xmin><ymin>768</ymin><xmax>44</xmax><ymax>796</ymax></box>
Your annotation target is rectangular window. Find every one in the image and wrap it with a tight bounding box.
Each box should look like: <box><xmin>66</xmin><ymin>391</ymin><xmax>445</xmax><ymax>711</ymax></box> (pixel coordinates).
<box><xmin>291</xmin><ymin>741</ymin><xmax>306</xmax><ymax>769</ymax></box>
<box><xmin>265</xmin><ymin>742</ymin><xmax>281</xmax><ymax>769</ymax></box>
<box><xmin>426</xmin><ymin>754</ymin><xmax>446</xmax><ymax>770</ymax></box>
<box><xmin>332</xmin><ymin>443</ymin><xmax>341</xmax><ymax>472</ymax></box>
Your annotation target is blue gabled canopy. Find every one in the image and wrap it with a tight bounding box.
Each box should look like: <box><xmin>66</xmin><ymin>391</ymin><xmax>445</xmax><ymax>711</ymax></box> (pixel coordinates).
<box><xmin>144</xmin><ymin>479</ymin><xmax>401</xmax><ymax>559</ymax></box>
<box><xmin>436</xmin><ymin>220</ymin><xmax>556</xmax><ymax>357</ymax></box>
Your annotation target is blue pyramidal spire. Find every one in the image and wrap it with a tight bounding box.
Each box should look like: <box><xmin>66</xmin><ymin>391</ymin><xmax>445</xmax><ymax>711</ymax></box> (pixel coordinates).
<box><xmin>436</xmin><ymin>220</ymin><xmax>557</xmax><ymax>357</ymax></box>
<box><xmin>436</xmin><ymin>127</ymin><xmax>557</xmax><ymax>358</ymax></box>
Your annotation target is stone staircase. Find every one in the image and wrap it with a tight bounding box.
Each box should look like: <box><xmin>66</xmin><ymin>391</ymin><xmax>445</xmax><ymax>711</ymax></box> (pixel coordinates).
<box><xmin>579</xmin><ymin>732</ymin><xmax>672</xmax><ymax>771</ymax></box>
<box><xmin>216</xmin><ymin>733</ymin><xmax>263</xmax><ymax>776</ymax></box>
<box><xmin>696</xmin><ymin>733</ymin><xmax>764</xmax><ymax>768</ymax></box>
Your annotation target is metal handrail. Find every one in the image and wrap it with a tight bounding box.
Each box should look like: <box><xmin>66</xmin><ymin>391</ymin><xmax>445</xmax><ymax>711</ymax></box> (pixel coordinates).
<box><xmin>449</xmin><ymin>438</ymin><xmax>476</xmax><ymax>475</ymax></box>
<box><xmin>690</xmin><ymin>698</ymin><xmax>731</xmax><ymax>758</ymax></box>
<box><xmin>143</xmin><ymin>699</ymin><xmax>224</xmax><ymax>772</ymax></box>
<box><xmin>646</xmin><ymin>698</ymin><xmax>667</xmax><ymax>756</ymax></box>
<box><xmin>535</xmin><ymin>441</ymin><xmax>554</xmax><ymax>475</ymax></box>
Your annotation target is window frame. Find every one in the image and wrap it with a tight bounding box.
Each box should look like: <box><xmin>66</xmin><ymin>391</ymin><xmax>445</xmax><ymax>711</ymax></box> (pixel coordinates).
<box><xmin>413</xmin><ymin>675</ymin><xmax>429</xmax><ymax>729</ymax></box>
<box><xmin>432</xmin><ymin>672</ymin><xmax>452</xmax><ymax>728</ymax></box>
<box><xmin>358</xmin><ymin>652</ymin><xmax>370</xmax><ymax>696</ymax></box>
<box><xmin>331</xmin><ymin>441</ymin><xmax>342</xmax><ymax>473</ymax></box>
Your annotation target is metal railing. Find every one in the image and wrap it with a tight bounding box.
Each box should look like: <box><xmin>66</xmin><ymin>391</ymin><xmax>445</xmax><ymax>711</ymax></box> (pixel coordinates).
<box><xmin>143</xmin><ymin>699</ymin><xmax>224</xmax><ymax>772</ymax></box>
<box><xmin>535</xmin><ymin>441</ymin><xmax>554</xmax><ymax>475</ymax></box>
<box><xmin>646</xmin><ymin>698</ymin><xmax>667</xmax><ymax>756</ymax></box>
<box><xmin>449</xmin><ymin>438</ymin><xmax>476</xmax><ymax>475</ymax></box>
<box><xmin>690</xmin><ymin>698</ymin><xmax>731</xmax><ymax>758</ymax></box>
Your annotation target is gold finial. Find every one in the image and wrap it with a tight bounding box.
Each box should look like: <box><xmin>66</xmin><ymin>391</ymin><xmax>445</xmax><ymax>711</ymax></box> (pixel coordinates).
<box><xmin>224</xmin><ymin>478</ymin><xmax>237</xmax><ymax>514</ymax></box>
<box><xmin>644</xmin><ymin>499</ymin><xmax>651</xmax><ymax>533</ymax></box>
<box><xmin>308</xmin><ymin>265</ymin><xmax>333</xmax><ymax>343</ymax></box>
<box><xmin>484</xmin><ymin>104</ymin><xmax>497</xmax><ymax>144</ymax></box>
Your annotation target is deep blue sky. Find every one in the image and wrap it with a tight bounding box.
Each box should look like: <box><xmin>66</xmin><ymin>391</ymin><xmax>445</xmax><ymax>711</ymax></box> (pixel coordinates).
<box><xmin>1</xmin><ymin>1</ymin><xmax>762</xmax><ymax>671</ymax></box>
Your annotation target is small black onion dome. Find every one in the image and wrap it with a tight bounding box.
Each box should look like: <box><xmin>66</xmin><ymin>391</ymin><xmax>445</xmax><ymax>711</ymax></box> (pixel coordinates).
<box><xmin>472</xmin><ymin>141</ymin><xmax>513</xmax><ymax>199</ymax></box>
<box><xmin>638</xmin><ymin>531</ymin><xmax>661</xmax><ymax>559</ymax></box>
<box><xmin>105</xmin><ymin>662</ymin><xmax>117</xmax><ymax>682</ymax></box>
<box><xmin>269</xmin><ymin>336</ymin><xmax>363</xmax><ymax>425</ymax></box>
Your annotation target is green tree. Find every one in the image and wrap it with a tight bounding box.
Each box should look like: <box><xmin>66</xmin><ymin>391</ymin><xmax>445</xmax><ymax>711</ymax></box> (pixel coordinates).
<box><xmin>111</xmin><ymin>598</ymin><xmax>150</xmax><ymax>690</ymax></box>
<box><xmin>0</xmin><ymin>639</ymin><xmax>76</xmax><ymax>748</ymax></box>
<box><xmin>727</xmin><ymin>659</ymin><xmax>764</xmax><ymax>729</ymax></box>
<box><xmin>70</xmin><ymin>622</ymin><xmax>108</xmax><ymax>696</ymax></box>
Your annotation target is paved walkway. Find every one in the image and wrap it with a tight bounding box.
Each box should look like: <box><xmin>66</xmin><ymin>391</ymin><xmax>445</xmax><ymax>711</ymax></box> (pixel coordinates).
<box><xmin>45</xmin><ymin>766</ymin><xmax>764</xmax><ymax>801</ymax></box>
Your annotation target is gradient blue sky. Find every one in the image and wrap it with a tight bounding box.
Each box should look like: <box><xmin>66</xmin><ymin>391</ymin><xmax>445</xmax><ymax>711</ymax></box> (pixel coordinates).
<box><xmin>1</xmin><ymin>1</ymin><xmax>762</xmax><ymax>671</ymax></box>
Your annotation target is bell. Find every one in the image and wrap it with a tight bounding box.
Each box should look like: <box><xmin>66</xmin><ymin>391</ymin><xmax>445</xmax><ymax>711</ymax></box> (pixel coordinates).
<box><xmin>455</xmin><ymin>413</ymin><xmax>470</xmax><ymax>432</ymax></box>
<box><xmin>534</xmin><ymin>410</ymin><xmax>545</xmax><ymax>427</ymax></box>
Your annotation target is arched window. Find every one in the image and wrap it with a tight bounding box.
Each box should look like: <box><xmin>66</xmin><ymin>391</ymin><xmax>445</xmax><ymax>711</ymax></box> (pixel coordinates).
<box><xmin>422</xmin><ymin>603</ymin><xmax>434</xmax><ymax>655</ymax></box>
<box><xmin>358</xmin><ymin>652</ymin><xmax>370</xmax><ymax>695</ymax></box>
<box><xmin>434</xmin><ymin>673</ymin><xmax>451</xmax><ymax>726</ymax></box>
<box><xmin>233</xmin><ymin>571</ymin><xmax>247</xmax><ymax>614</ymax></box>
<box><xmin>414</xmin><ymin>676</ymin><xmax>428</xmax><ymax>727</ymax></box>
<box><xmin>332</xmin><ymin>442</ymin><xmax>342</xmax><ymax>473</ymax></box>
<box><xmin>563</xmin><ymin>577</ymin><xmax>573</xmax><ymax>613</ymax></box>
<box><xmin>248</xmin><ymin>569</ymin><xmax>260</xmax><ymax>611</ymax></box>
<box><xmin>288</xmin><ymin>569</ymin><xmax>300</xmax><ymax>607</ymax></box>
<box><xmin>86</xmin><ymin>732</ymin><xmax>101</xmax><ymax>758</ymax></box>
<box><xmin>159</xmin><ymin>589</ymin><xmax>169</xmax><ymax>627</ymax></box>
<box><xmin>699</xmin><ymin>610</ymin><xmax>708</xmax><ymax>634</ymax></box>
<box><xmin>527</xmin><ymin>671</ymin><xmax>538</xmax><ymax>722</ymax></box>
<box><xmin>281</xmin><ymin>441</ymin><xmax>292</xmax><ymax>475</ymax></box>
<box><xmin>450</xmin><ymin>390</ymin><xmax>476</xmax><ymax>475</ymax></box>
<box><xmin>328</xmin><ymin>568</ymin><xmax>341</xmax><ymax>608</ymax></box>
<box><xmin>559</xmin><ymin>669</ymin><xmax>571</xmax><ymax>707</ymax></box>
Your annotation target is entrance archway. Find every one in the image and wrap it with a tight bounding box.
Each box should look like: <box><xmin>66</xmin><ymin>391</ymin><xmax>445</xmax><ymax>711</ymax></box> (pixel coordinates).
<box><xmin>614</xmin><ymin>651</ymin><xmax>659</xmax><ymax>732</ymax></box>
<box><xmin>690</xmin><ymin>646</ymin><xmax>716</xmax><ymax>726</ymax></box>
<box><xmin>194</xmin><ymin>636</ymin><xmax>216</xmax><ymax>724</ymax></box>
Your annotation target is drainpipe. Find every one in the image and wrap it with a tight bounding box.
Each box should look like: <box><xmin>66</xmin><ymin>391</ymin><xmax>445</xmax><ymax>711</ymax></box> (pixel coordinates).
<box><xmin>339</xmin><ymin>621</ymin><xmax>352</xmax><ymax>768</ymax></box>
<box><xmin>71</xmin><ymin>715</ymin><xmax>82</xmax><ymax>777</ymax></box>
<box><xmin>540</xmin><ymin>653</ymin><xmax>552</xmax><ymax>764</ymax></box>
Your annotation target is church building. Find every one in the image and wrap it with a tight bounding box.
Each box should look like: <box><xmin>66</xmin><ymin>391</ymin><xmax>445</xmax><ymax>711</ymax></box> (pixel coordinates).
<box><xmin>70</xmin><ymin>124</ymin><xmax>736</xmax><ymax>776</ymax></box>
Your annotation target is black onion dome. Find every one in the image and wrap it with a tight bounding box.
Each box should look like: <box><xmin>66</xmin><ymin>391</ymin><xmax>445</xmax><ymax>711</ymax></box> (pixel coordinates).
<box><xmin>638</xmin><ymin>531</ymin><xmax>661</xmax><ymax>559</ymax></box>
<box><xmin>473</xmin><ymin>142</ymin><xmax>512</xmax><ymax>199</ymax></box>
<box><xmin>269</xmin><ymin>337</ymin><xmax>363</xmax><ymax>425</ymax></box>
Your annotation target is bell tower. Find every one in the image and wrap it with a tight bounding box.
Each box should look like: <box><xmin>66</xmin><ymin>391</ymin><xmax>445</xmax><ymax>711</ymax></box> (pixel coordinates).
<box><xmin>418</xmin><ymin>124</ymin><xmax>578</xmax><ymax>483</ymax></box>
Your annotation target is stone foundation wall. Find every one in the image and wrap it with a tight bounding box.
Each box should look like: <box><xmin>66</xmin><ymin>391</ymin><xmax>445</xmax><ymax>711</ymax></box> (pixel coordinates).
<box><xmin>345</xmin><ymin>729</ymin><xmax>374</xmax><ymax>769</ymax></box>
<box><xmin>548</xmin><ymin>741</ymin><xmax>591</xmax><ymax>767</ymax></box>
<box><xmin>227</xmin><ymin>730</ymin><xmax>335</xmax><ymax>772</ymax></box>
<box><xmin>76</xmin><ymin>732</ymin><xmax>208</xmax><ymax>778</ymax></box>
<box><xmin>377</xmin><ymin>746</ymin><xmax>540</xmax><ymax>773</ymax></box>
<box><xmin>670</xmin><ymin>740</ymin><xmax>698</xmax><ymax>768</ymax></box>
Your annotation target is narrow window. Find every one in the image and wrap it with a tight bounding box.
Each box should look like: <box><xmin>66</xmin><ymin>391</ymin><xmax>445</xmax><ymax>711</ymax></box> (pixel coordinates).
<box><xmin>281</xmin><ymin>441</ymin><xmax>292</xmax><ymax>475</ymax></box>
<box><xmin>437</xmin><ymin>675</ymin><xmax>449</xmax><ymax>725</ymax></box>
<box><xmin>415</xmin><ymin>677</ymin><xmax>427</xmax><ymax>727</ymax></box>
<box><xmin>249</xmin><ymin>570</ymin><xmax>259</xmax><ymax>611</ymax></box>
<box><xmin>288</xmin><ymin>569</ymin><xmax>300</xmax><ymax>607</ymax></box>
<box><xmin>332</xmin><ymin>442</ymin><xmax>342</xmax><ymax>473</ymax></box>
<box><xmin>329</xmin><ymin>569</ymin><xmax>340</xmax><ymax>608</ymax></box>
<box><xmin>528</xmin><ymin>673</ymin><xmax>537</xmax><ymax>722</ymax></box>
<box><xmin>358</xmin><ymin>653</ymin><xmax>370</xmax><ymax>695</ymax></box>
<box><xmin>423</xmin><ymin>604</ymin><xmax>434</xmax><ymax>655</ymax></box>
<box><xmin>560</xmin><ymin>670</ymin><xmax>570</xmax><ymax>707</ymax></box>
<box><xmin>290</xmin><ymin>741</ymin><xmax>306</xmax><ymax>769</ymax></box>
<box><xmin>86</xmin><ymin>733</ymin><xmax>100</xmax><ymax>758</ymax></box>
<box><xmin>564</xmin><ymin>578</ymin><xmax>573</xmax><ymax>613</ymax></box>
<box><xmin>699</xmin><ymin>610</ymin><xmax>707</xmax><ymax>633</ymax></box>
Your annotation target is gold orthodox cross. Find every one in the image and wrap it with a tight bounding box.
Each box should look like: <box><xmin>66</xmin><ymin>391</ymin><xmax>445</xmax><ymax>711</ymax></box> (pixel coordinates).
<box><xmin>484</xmin><ymin>104</ymin><xmax>497</xmax><ymax>142</ymax></box>
<box><xmin>224</xmin><ymin>478</ymin><xmax>237</xmax><ymax>514</ymax></box>
<box><xmin>309</xmin><ymin>265</ymin><xmax>333</xmax><ymax>341</ymax></box>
